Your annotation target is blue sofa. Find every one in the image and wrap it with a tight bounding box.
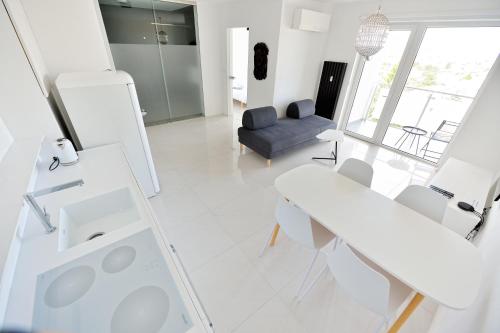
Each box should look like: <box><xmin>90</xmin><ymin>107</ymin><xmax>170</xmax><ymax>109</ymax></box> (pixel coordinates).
<box><xmin>238</xmin><ymin>99</ymin><xmax>336</xmax><ymax>166</ymax></box>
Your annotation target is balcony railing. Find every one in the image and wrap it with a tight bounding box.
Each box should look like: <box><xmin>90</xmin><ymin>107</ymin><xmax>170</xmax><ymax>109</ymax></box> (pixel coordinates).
<box><xmin>396</xmin><ymin>86</ymin><xmax>473</xmax><ymax>130</ymax></box>
<box><xmin>384</xmin><ymin>86</ymin><xmax>473</xmax><ymax>161</ymax></box>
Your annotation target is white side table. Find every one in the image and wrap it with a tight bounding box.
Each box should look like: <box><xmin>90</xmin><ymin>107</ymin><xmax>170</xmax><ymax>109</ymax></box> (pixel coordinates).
<box><xmin>312</xmin><ymin>129</ymin><xmax>344</xmax><ymax>165</ymax></box>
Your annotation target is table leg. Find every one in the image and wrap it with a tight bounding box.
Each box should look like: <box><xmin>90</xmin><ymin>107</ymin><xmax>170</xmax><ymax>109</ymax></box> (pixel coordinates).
<box><xmin>334</xmin><ymin>142</ymin><xmax>338</xmax><ymax>165</ymax></box>
<box><xmin>397</xmin><ymin>132</ymin><xmax>410</xmax><ymax>150</ymax></box>
<box><xmin>409</xmin><ymin>134</ymin><xmax>417</xmax><ymax>152</ymax></box>
<box><xmin>416</xmin><ymin>135</ymin><xmax>421</xmax><ymax>156</ymax></box>
<box><xmin>313</xmin><ymin>140</ymin><xmax>338</xmax><ymax>163</ymax></box>
<box><xmin>395</xmin><ymin>131</ymin><xmax>407</xmax><ymax>147</ymax></box>
<box><xmin>269</xmin><ymin>224</ymin><xmax>280</xmax><ymax>246</ymax></box>
<box><xmin>387</xmin><ymin>293</ymin><xmax>424</xmax><ymax>333</ymax></box>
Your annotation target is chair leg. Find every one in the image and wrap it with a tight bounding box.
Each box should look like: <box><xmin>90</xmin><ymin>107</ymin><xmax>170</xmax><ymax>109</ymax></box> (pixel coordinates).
<box><xmin>332</xmin><ymin>236</ymin><xmax>339</xmax><ymax>250</ymax></box>
<box><xmin>387</xmin><ymin>293</ymin><xmax>424</xmax><ymax>333</ymax></box>
<box><xmin>374</xmin><ymin>318</ymin><xmax>388</xmax><ymax>333</ymax></box>
<box><xmin>259</xmin><ymin>224</ymin><xmax>280</xmax><ymax>257</ymax></box>
<box><xmin>269</xmin><ymin>224</ymin><xmax>280</xmax><ymax>246</ymax></box>
<box><xmin>422</xmin><ymin>140</ymin><xmax>430</xmax><ymax>160</ymax></box>
<box><xmin>240</xmin><ymin>143</ymin><xmax>244</xmax><ymax>154</ymax></box>
<box><xmin>296</xmin><ymin>250</ymin><xmax>321</xmax><ymax>297</ymax></box>
<box><xmin>299</xmin><ymin>237</ymin><xmax>339</xmax><ymax>300</ymax></box>
<box><xmin>267</xmin><ymin>159</ymin><xmax>272</xmax><ymax>168</ymax></box>
<box><xmin>298</xmin><ymin>264</ymin><xmax>328</xmax><ymax>301</ymax></box>
<box><xmin>259</xmin><ymin>225</ymin><xmax>276</xmax><ymax>258</ymax></box>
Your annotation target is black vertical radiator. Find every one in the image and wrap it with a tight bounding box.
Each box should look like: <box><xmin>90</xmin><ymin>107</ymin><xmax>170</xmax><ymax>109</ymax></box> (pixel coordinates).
<box><xmin>315</xmin><ymin>61</ymin><xmax>347</xmax><ymax>120</ymax></box>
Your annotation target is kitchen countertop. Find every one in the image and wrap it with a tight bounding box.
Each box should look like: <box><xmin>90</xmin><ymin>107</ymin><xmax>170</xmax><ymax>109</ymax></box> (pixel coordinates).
<box><xmin>1</xmin><ymin>143</ymin><xmax>211</xmax><ymax>332</ymax></box>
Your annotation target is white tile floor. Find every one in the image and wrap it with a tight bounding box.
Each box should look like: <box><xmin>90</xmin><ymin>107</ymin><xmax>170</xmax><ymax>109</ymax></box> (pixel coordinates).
<box><xmin>146</xmin><ymin>114</ymin><xmax>438</xmax><ymax>333</ymax></box>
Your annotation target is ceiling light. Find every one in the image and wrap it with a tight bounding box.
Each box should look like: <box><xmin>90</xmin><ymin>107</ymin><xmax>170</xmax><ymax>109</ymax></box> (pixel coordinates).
<box><xmin>355</xmin><ymin>6</ymin><xmax>389</xmax><ymax>61</ymax></box>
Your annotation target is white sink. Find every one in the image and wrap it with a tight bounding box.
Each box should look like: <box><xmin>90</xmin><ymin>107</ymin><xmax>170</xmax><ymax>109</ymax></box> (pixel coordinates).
<box><xmin>58</xmin><ymin>188</ymin><xmax>141</xmax><ymax>251</ymax></box>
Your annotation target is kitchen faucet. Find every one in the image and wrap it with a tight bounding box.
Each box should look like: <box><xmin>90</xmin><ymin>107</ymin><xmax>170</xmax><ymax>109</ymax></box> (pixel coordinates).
<box><xmin>23</xmin><ymin>179</ymin><xmax>84</xmax><ymax>233</ymax></box>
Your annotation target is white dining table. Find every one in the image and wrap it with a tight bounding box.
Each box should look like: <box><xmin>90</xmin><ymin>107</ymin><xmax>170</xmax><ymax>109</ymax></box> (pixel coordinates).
<box><xmin>272</xmin><ymin>164</ymin><xmax>482</xmax><ymax>333</ymax></box>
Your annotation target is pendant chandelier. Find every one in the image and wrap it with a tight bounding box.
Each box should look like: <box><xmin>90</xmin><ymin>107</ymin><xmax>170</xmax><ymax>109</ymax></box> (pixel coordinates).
<box><xmin>355</xmin><ymin>6</ymin><xmax>389</xmax><ymax>60</ymax></box>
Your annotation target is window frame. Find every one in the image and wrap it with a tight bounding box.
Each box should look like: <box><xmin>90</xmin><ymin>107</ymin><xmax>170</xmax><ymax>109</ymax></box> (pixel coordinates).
<box><xmin>340</xmin><ymin>20</ymin><xmax>500</xmax><ymax>165</ymax></box>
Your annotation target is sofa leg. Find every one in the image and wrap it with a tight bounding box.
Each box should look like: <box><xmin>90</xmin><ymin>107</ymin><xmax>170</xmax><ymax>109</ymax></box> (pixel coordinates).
<box><xmin>267</xmin><ymin>159</ymin><xmax>272</xmax><ymax>168</ymax></box>
<box><xmin>240</xmin><ymin>143</ymin><xmax>244</xmax><ymax>154</ymax></box>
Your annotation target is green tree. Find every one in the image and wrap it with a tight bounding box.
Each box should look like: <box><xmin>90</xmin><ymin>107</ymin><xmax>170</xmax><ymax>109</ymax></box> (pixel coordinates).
<box><xmin>383</xmin><ymin>63</ymin><xmax>398</xmax><ymax>88</ymax></box>
<box><xmin>420</xmin><ymin>64</ymin><xmax>438</xmax><ymax>87</ymax></box>
<box><xmin>463</xmin><ymin>73</ymin><xmax>472</xmax><ymax>80</ymax></box>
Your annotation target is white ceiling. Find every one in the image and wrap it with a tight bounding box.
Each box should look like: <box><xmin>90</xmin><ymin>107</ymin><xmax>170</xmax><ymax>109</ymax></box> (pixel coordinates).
<box><xmin>99</xmin><ymin>0</ymin><xmax>192</xmax><ymax>11</ymax></box>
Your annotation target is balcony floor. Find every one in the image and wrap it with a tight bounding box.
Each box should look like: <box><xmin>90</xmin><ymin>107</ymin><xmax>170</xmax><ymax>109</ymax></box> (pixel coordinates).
<box><xmin>346</xmin><ymin>119</ymin><xmax>447</xmax><ymax>162</ymax></box>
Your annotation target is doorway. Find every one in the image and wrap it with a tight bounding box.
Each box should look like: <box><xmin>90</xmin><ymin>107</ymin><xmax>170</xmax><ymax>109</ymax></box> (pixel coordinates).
<box><xmin>227</xmin><ymin>27</ymin><xmax>250</xmax><ymax>119</ymax></box>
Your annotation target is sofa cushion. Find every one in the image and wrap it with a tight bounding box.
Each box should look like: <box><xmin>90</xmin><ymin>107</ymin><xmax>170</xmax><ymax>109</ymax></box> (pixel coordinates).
<box><xmin>286</xmin><ymin>99</ymin><xmax>315</xmax><ymax>119</ymax></box>
<box><xmin>238</xmin><ymin>115</ymin><xmax>336</xmax><ymax>158</ymax></box>
<box><xmin>242</xmin><ymin>106</ymin><xmax>277</xmax><ymax>130</ymax></box>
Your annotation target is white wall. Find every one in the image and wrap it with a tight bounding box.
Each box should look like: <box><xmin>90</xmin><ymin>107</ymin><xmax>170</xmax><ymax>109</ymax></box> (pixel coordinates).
<box><xmin>446</xmin><ymin>57</ymin><xmax>500</xmax><ymax>173</ymax></box>
<box><xmin>324</xmin><ymin>0</ymin><xmax>500</xmax><ymax>124</ymax></box>
<box><xmin>196</xmin><ymin>2</ymin><xmax>222</xmax><ymax>116</ymax></box>
<box><xmin>3</xmin><ymin>0</ymin><xmax>50</xmax><ymax>96</ymax></box>
<box><xmin>0</xmin><ymin>117</ymin><xmax>13</xmax><ymax>163</ymax></box>
<box><xmin>0</xmin><ymin>5</ymin><xmax>60</xmax><ymax>140</ymax></box>
<box><xmin>17</xmin><ymin>0</ymin><xmax>114</xmax><ymax>87</ymax></box>
<box><xmin>198</xmin><ymin>0</ymin><xmax>335</xmax><ymax>118</ymax></box>
<box><xmin>197</xmin><ymin>0</ymin><xmax>283</xmax><ymax>116</ymax></box>
<box><xmin>273</xmin><ymin>0</ymin><xmax>333</xmax><ymax>117</ymax></box>
<box><xmin>0</xmin><ymin>1</ymin><xmax>60</xmax><ymax>284</ymax></box>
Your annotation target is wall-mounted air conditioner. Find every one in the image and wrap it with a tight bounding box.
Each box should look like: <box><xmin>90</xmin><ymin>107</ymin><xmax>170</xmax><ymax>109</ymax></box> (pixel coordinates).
<box><xmin>293</xmin><ymin>9</ymin><xmax>331</xmax><ymax>33</ymax></box>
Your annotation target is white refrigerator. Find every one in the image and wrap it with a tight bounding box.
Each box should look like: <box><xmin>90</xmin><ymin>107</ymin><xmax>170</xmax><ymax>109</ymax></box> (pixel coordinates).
<box><xmin>54</xmin><ymin>71</ymin><xmax>160</xmax><ymax>198</ymax></box>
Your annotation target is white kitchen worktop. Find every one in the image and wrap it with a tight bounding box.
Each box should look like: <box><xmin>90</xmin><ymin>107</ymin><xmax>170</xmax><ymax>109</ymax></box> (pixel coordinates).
<box><xmin>1</xmin><ymin>143</ymin><xmax>211</xmax><ymax>332</ymax></box>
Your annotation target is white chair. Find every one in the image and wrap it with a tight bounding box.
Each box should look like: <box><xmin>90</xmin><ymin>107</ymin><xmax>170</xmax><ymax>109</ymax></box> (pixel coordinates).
<box><xmin>303</xmin><ymin>241</ymin><xmax>413</xmax><ymax>333</ymax></box>
<box><xmin>260</xmin><ymin>196</ymin><xmax>336</xmax><ymax>296</ymax></box>
<box><xmin>395</xmin><ymin>185</ymin><xmax>448</xmax><ymax>223</ymax></box>
<box><xmin>338</xmin><ymin>158</ymin><xmax>374</xmax><ymax>187</ymax></box>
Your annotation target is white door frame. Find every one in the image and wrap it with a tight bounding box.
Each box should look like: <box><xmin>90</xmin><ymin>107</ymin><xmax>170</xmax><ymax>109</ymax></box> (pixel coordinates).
<box><xmin>226</xmin><ymin>28</ymin><xmax>234</xmax><ymax>117</ymax></box>
<box><xmin>226</xmin><ymin>26</ymin><xmax>250</xmax><ymax>117</ymax></box>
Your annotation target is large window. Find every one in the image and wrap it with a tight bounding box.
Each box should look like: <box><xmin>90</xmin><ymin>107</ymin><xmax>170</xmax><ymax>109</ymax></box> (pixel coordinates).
<box><xmin>343</xmin><ymin>23</ymin><xmax>500</xmax><ymax>163</ymax></box>
<box><xmin>345</xmin><ymin>30</ymin><xmax>410</xmax><ymax>138</ymax></box>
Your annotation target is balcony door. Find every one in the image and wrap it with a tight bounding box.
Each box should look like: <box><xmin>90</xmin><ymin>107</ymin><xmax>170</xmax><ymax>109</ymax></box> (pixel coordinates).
<box><xmin>343</xmin><ymin>23</ymin><xmax>500</xmax><ymax>163</ymax></box>
<box><xmin>345</xmin><ymin>29</ymin><xmax>412</xmax><ymax>140</ymax></box>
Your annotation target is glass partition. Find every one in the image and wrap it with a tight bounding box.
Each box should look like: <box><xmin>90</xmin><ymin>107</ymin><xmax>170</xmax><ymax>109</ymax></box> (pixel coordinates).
<box><xmin>99</xmin><ymin>0</ymin><xmax>204</xmax><ymax>125</ymax></box>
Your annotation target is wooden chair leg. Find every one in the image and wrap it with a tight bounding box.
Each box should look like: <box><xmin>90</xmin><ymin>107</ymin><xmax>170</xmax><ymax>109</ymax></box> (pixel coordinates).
<box><xmin>269</xmin><ymin>224</ymin><xmax>280</xmax><ymax>246</ymax></box>
<box><xmin>240</xmin><ymin>143</ymin><xmax>244</xmax><ymax>154</ymax></box>
<box><xmin>267</xmin><ymin>159</ymin><xmax>272</xmax><ymax>168</ymax></box>
<box><xmin>387</xmin><ymin>293</ymin><xmax>424</xmax><ymax>333</ymax></box>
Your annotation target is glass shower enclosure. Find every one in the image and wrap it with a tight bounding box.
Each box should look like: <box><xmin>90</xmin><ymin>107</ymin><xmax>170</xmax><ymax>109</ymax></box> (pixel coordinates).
<box><xmin>99</xmin><ymin>0</ymin><xmax>204</xmax><ymax>125</ymax></box>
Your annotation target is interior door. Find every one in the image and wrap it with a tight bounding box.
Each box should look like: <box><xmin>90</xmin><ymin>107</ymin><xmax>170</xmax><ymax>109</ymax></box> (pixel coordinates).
<box><xmin>153</xmin><ymin>0</ymin><xmax>204</xmax><ymax>121</ymax></box>
<box><xmin>100</xmin><ymin>0</ymin><xmax>172</xmax><ymax>125</ymax></box>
